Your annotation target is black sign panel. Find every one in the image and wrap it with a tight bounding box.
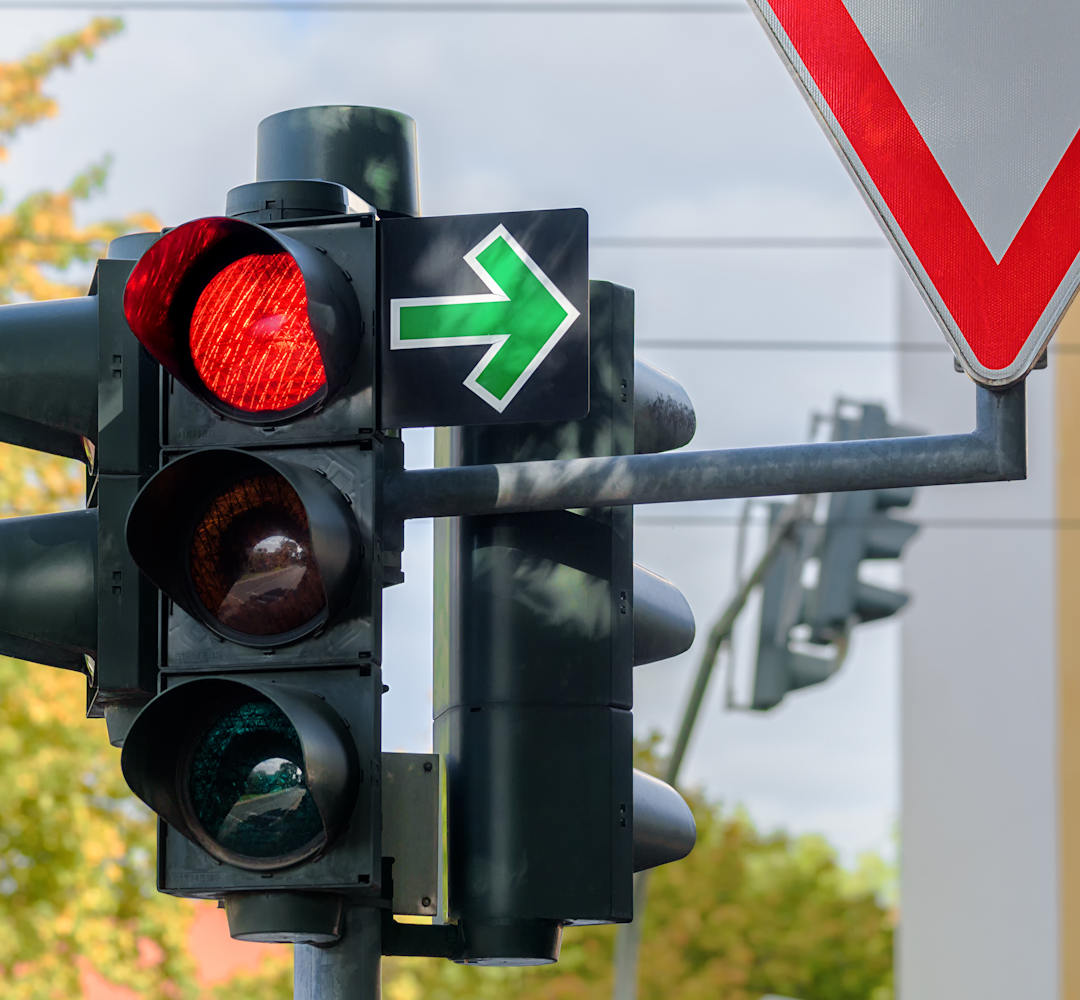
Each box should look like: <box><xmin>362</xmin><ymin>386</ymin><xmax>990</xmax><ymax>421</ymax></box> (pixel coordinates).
<box><xmin>379</xmin><ymin>208</ymin><xmax>588</xmax><ymax>428</ymax></box>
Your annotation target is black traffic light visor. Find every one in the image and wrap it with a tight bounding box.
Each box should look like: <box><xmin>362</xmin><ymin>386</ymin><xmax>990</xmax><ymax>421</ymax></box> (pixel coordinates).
<box><xmin>126</xmin><ymin>448</ymin><xmax>362</xmax><ymax>648</ymax></box>
<box><xmin>121</xmin><ymin>677</ymin><xmax>359</xmax><ymax>871</ymax></box>
<box><xmin>123</xmin><ymin>216</ymin><xmax>361</xmax><ymax>425</ymax></box>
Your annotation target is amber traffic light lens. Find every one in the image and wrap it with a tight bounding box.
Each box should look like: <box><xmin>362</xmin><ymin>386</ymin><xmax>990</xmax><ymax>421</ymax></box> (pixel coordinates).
<box><xmin>188</xmin><ymin>474</ymin><xmax>326</xmax><ymax>639</ymax></box>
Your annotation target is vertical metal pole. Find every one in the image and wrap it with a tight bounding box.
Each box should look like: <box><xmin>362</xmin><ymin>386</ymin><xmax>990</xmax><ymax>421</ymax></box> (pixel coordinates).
<box><xmin>612</xmin><ymin>497</ymin><xmax>814</xmax><ymax>1000</ymax></box>
<box><xmin>611</xmin><ymin>875</ymin><xmax>651</xmax><ymax>1000</ymax></box>
<box><xmin>295</xmin><ymin>906</ymin><xmax>382</xmax><ymax>1000</ymax></box>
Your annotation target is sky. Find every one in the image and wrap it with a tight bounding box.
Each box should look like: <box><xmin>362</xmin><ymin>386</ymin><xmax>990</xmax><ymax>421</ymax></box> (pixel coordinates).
<box><xmin>0</xmin><ymin>2</ymin><xmax>939</xmax><ymax>864</ymax></box>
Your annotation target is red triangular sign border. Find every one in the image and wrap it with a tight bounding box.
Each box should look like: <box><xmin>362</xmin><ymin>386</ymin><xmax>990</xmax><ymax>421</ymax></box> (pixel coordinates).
<box><xmin>754</xmin><ymin>0</ymin><xmax>1080</xmax><ymax>385</ymax></box>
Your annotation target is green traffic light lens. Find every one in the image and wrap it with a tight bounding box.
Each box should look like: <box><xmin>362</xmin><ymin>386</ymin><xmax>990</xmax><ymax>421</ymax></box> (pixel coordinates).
<box><xmin>185</xmin><ymin>699</ymin><xmax>326</xmax><ymax>868</ymax></box>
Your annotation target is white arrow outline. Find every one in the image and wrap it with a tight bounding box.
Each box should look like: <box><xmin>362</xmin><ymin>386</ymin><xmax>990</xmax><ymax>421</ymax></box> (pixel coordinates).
<box><xmin>389</xmin><ymin>224</ymin><xmax>581</xmax><ymax>413</ymax></box>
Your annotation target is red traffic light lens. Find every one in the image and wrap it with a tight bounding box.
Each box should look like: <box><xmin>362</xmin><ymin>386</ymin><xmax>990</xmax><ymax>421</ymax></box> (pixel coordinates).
<box><xmin>189</xmin><ymin>252</ymin><xmax>327</xmax><ymax>413</ymax></box>
<box><xmin>123</xmin><ymin>217</ymin><xmax>362</xmax><ymax>425</ymax></box>
<box><xmin>188</xmin><ymin>474</ymin><xmax>327</xmax><ymax>639</ymax></box>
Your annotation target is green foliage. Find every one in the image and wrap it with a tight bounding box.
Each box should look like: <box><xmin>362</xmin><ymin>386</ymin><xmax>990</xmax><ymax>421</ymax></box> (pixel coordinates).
<box><xmin>380</xmin><ymin>787</ymin><xmax>894</xmax><ymax>1000</ymax></box>
<box><xmin>0</xmin><ymin>659</ymin><xmax>196</xmax><ymax>999</ymax></box>
<box><xmin>0</xmin><ymin>19</ymin><xmax>156</xmax><ymax>304</ymax></box>
<box><xmin>0</xmin><ymin>20</ymin><xmax>210</xmax><ymax>1000</ymax></box>
<box><xmin>0</xmin><ymin>18</ymin><xmax>123</xmax><ymax>154</ymax></box>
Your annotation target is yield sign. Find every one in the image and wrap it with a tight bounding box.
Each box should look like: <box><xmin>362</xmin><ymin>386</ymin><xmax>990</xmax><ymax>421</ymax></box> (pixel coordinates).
<box><xmin>751</xmin><ymin>0</ymin><xmax>1080</xmax><ymax>386</ymax></box>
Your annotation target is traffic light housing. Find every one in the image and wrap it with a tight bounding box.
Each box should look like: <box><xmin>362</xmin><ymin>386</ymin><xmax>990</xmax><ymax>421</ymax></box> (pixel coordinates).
<box><xmin>433</xmin><ymin>280</ymin><xmax>696</xmax><ymax>965</ymax></box>
<box><xmin>115</xmin><ymin>175</ymin><xmax>394</xmax><ymax>942</ymax></box>
<box><xmin>0</xmin><ymin>243</ymin><xmax>160</xmax><ymax>735</ymax></box>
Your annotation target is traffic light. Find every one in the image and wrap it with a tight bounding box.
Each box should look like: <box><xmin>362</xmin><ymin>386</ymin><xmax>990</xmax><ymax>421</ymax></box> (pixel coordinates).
<box><xmin>749</xmin><ymin>401</ymin><xmax>920</xmax><ymax>710</ymax></box>
<box><xmin>433</xmin><ymin>280</ymin><xmax>697</xmax><ymax>965</ymax></box>
<box><xmin>804</xmin><ymin>402</ymin><xmax>920</xmax><ymax>643</ymax></box>
<box><xmin>115</xmin><ymin>166</ymin><xmax>397</xmax><ymax>943</ymax></box>
<box><xmin>0</xmin><ymin>239</ymin><xmax>160</xmax><ymax>738</ymax></box>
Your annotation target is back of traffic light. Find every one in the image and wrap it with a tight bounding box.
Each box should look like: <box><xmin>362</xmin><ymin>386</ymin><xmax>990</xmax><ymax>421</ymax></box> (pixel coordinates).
<box><xmin>433</xmin><ymin>280</ymin><xmax>697</xmax><ymax>965</ymax></box>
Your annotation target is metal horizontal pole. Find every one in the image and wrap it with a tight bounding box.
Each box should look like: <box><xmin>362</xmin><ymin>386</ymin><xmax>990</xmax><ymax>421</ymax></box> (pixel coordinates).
<box><xmin>385</xmin><ymin>380</ymin><xmax>1026</xmax><ymax>521</ymax></box>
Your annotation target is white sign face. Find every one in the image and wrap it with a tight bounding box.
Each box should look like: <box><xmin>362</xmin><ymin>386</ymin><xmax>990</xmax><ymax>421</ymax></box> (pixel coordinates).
<box><xmin>751</xmin><ymin>0</ymin><xmax>1080</xmax><ymax>386</ymax></box>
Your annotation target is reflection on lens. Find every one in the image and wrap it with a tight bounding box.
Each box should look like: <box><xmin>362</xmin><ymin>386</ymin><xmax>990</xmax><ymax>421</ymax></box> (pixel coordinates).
<box><xmin>188</xmin><ymin>474</ymin><xmax>326</xmax><ymax>637</ymax></box>
<box><xmin>186</xmin><ymin>700</ymin><xmax>325</xmax><ymax>864</ymax></box>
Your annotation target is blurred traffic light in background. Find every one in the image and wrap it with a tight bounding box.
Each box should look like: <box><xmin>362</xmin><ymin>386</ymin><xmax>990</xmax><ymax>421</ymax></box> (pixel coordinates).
<box><xmin>805</xmin><ymin>404</ymin><xmax>921</xmax><ymax>642</ymax></box>
<box><xmin>750</xmin><ymin>401</ymin><xmax>921</xmax><ymax>711</ymax></box>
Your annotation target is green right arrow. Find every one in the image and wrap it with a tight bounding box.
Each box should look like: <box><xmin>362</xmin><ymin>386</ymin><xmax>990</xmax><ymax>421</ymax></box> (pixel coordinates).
<box><xmin>389</xmin><ymin>224</ymin><xmax>580</xmax><ymax>412</ymax></box>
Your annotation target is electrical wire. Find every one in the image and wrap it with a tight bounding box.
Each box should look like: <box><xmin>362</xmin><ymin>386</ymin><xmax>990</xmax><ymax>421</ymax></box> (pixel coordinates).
<box><xmin>637</xmin><ymin>515</ymin><xmax>1080</xmax><ymax>529</ymax></box>
<box><xmin>593</xmin><ymin>236</ymin><xmax>886</xmax><ymax>249</ymax></box>
<box><xmin>0</xmin><ymin>0</ymin><xmax>747</xmax><ymax>12</ymax></box>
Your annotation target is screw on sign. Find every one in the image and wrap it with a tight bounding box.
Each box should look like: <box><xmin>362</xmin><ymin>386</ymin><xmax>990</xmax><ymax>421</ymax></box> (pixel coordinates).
<box><xmin>751</xmin><ymin>0</ymin><xmax>1080</xmax><ymax>385</ymax></box>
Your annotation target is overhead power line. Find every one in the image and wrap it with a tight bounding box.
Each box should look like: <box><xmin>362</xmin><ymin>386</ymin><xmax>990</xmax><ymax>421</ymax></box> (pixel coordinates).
<box><xmin>0</xmin><ymin>0</ymin><xmax>748</xmax><ymax>12</ymax></box>
<box><xmin>593</xmin><ymin>236</ymin><xmax>887</xmax><ymax>249</ymax></box>
<box><xmin>638</xmin><ymin>515</ymin><xmax>1079</xmax><ymax>530</ymax></box>
<box><xmin>18</xmin><ymin>234</ymin><xmax>887</xmax><ymax>250</ymax></box>
<box><xmin>636</xmin><ymin>338</ymin><xmax>949</xmax><ymax>352</ymax></box>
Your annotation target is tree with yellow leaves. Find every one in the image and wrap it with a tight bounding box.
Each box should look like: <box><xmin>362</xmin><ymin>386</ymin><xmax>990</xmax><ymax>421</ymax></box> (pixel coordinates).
<box><xmin>0</xmin><ymin>17</ymin><xmax>156</xmax><ymax>303</ymax></box>
<box><xmin>0</xmin><ymin>20</ymin><xmax>292</xmax><ymax>999</ymax></box>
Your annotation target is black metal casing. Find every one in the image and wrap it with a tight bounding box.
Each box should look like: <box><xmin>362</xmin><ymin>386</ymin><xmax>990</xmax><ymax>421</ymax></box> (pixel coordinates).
<box><xmin>0</xmin><ymin>251</ymin><xmax>160</xmax><ymax>723</ymax></box>
<box><xmin>90</xmin><ymin>255</ymin><xmax>161</xmax><ymax>722</ymax></box>
<box><xmin>434</xmin><ymin>280</ymin><xmax>636</xmax><ymax>962</ymax></box>
<box><xmin>119</xmin><ymin>207</ymin><xmax>391</xmax><ymax>916</ymax></box>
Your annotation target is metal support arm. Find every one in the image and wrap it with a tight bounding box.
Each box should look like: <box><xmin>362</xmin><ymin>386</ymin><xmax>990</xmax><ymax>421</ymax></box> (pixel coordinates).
<box><xmin>385</xmin><ymin>381</ymin><xmax>1026</xmax><ymax>521</ymax></box>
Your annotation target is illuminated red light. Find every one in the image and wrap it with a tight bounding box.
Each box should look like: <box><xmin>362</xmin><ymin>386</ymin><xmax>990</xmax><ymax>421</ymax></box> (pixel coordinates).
<box><xmin>189</xmin><ymin>252</ymin><xmax>327</xmax><ymax>413</ymax></box>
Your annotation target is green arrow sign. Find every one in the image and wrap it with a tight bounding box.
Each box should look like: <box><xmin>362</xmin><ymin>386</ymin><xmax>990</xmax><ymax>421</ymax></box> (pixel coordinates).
<box><xmin>389</xmin><ymin>224</ymin><xmax>580</xmax><ymax>412</ymax></box>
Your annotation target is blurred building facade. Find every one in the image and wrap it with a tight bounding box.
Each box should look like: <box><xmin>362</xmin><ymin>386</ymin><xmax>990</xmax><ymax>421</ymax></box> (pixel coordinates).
<box><xmin>898</xmin><ymin>278</ymin><xmax>1067</xmax><ymax>998</ymax></box>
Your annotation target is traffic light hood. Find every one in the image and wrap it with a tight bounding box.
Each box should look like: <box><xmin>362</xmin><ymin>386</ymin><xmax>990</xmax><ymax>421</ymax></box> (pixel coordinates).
<box><xmin>123</xmin><ymin>216</ymin><xmax>362</xmax><ymax>424</ymax></box>
<box><xmin>126</xmin><ymin>448</ymin><xmax>363</xmax><ymax>648</ymax></box>
<box><xmin>0</xmin><ymin>296</ymin><xmax>98</xmax><ymax>462</ymax></box>
<box><xmin>120</xmin><ymin>676</ymin><xmax>359</xmax><ymax>871</ymax></box>
<box><xmin>0</xmin><ymin>510</ymin><xmax>96</xmax><ymax>671</ymax></box>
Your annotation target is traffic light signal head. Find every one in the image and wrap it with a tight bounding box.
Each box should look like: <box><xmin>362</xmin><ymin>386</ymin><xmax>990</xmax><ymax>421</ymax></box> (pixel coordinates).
<box><xmin>126</xmin><ymin>448</ymin><xmax>364</xmax><ymax>648</ymax></box>
<box><xmin>111</xmin><ymin>111</ymin><xmax>401</xmax><ymax>937</ymax></box>
<box><xmin>124</xmin><ymin>216</ymin><xmax>363</xmax><ymax>425</ymax></box>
